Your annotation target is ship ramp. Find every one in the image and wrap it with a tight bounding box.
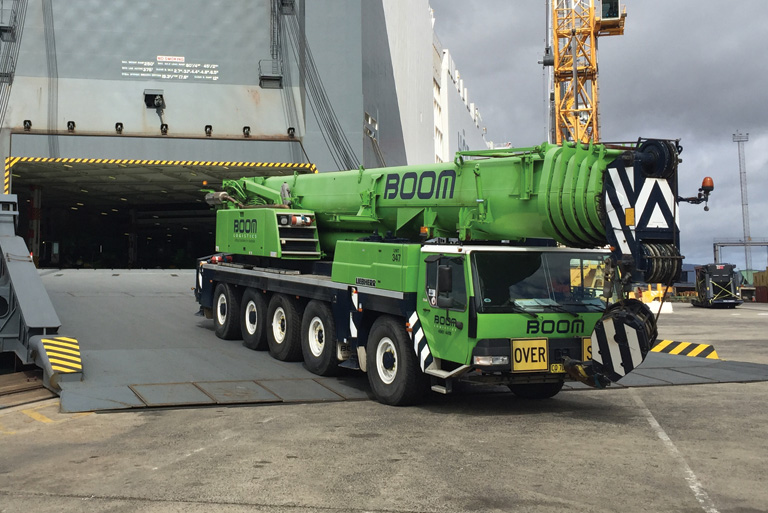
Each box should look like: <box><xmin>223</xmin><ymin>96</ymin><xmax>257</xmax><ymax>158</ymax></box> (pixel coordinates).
<box><xmin>0</xmin><ymin>194</ymin><xmax>82</xmax><ymax>394</ymax></box>
<box><xmin>26</xmin><ymin>269</ymin><xmax>768</xmax><ymax>413</ymax></box>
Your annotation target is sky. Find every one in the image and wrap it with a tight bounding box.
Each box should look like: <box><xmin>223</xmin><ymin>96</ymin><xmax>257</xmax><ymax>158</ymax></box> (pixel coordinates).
<box><xmin>431</xmin><ymin>0</ymin><xmax>768</xmax><ymax>271</ymax></box>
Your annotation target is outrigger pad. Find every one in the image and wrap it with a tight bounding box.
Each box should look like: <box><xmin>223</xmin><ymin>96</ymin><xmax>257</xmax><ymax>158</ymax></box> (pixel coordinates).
<box><xmin>590</xmin><ymin>300</ymin><xmax>656</xmax><ymax>383</ymax></box>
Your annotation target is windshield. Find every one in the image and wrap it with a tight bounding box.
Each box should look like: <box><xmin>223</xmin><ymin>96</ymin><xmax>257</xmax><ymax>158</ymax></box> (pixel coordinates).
<box><xmin>471</xmin><ymin>250</ymin><xmax>608</xmax><ymax>314</ymax></box>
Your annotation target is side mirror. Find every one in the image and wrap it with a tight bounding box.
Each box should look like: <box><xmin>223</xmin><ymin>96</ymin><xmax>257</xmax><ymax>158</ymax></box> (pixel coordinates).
<box><xmin>437</xmin><ymin>265</ymin><xmax>452</xmax><ymax>294</ymax></box>
<box><xmin>436</xmin><ymin>265</ymin><xmax>453</xmax><ymax>309</ymax></box>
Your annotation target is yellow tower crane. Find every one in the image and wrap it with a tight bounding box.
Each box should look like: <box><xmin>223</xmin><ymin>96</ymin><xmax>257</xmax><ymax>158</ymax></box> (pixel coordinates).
<box><xmin>542</xmin><ymin>0</ymin><xmax>626</xmax><ymax>144</ymax></box>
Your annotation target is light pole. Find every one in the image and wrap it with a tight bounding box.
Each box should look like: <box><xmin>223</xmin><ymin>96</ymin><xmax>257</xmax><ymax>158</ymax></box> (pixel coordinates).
<box><xmin>733</xmin><ymin>131</ymin><xmax>751</xmax><ymax>271</ymax></box>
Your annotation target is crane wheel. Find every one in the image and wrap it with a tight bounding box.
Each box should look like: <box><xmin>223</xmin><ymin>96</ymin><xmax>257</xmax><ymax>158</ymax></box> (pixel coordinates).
<box><xmin>301</xmin><ymin>300</ymin><xmax>341</xmax><ymax>376</ymax></box>
<box><xmin>267</xmin><ymin>294</ymin><xmax>304</xmax><ymax>361</ymax></box>
<box><xmin>213</xmin><ymin>283</ymin><xmax>242</xmax><ymax>340</ymax></box>
<box><xmin>366</xmin><ymin>316</ymin><xmax>429</xmax><ymax>406</ymax></box>
<box><xmin>509</xmin><ymin>381</ymin><xmax>564</xmax><ymax>399</ymax></box>
<box><xmin>241</xmin><ymin>288</ymin><xmax>268</xmax><ymax>351</ymax></box>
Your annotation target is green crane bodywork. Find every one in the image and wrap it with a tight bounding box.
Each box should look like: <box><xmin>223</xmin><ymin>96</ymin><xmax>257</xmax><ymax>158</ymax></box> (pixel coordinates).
<box><xmin>216</xmin><ymin>143</ymin><xmax>615</xmax><ymax>250</ymax></box>
<box><xmin>197</xmin><ymin>139</ymin><xmax>689</xmax><ymax>405</ymax></box>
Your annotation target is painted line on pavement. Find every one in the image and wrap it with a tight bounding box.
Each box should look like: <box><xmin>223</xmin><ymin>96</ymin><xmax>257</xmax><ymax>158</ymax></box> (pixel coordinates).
<box><xmin>631</xmin><ymin>390</ymin><xmax>719</xmax><ymax>513</ymax></box>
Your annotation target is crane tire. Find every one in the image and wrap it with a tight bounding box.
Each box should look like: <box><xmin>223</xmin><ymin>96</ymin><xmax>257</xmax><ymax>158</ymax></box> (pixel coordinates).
<box><xmin>301</xmin><ymin>300</ymin><xmax>340</xmax><ymax>376</ymax></box>
<box><xmin>366</xmin><ymin>316</ymin><xmax>429</xmax><ymax>406</ymax></box>
<box><xmin>267</xmin><ymin>294</ymin><xmax>304</xmax><ymax>361</ymax></box>
<box><xmin>213</xmin><ymin>283</ymin><xmax>242</xmax><ymax>340</ymax></box>
<box><xmin>241</xmin><ymin>288</ymin><xmax>268</xmax><ymax>351</ymax></box>
<box><xmin>508</xmin><ymin>381</ymin><xmax>564</xmax><ymax>399</ymax></box>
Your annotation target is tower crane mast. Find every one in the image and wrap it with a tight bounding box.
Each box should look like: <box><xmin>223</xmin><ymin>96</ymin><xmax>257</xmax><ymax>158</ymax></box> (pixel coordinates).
<box><xmin>542</xmin><ymin>0</ymin><xmax>626</xmax><ymax>144</ymax></box>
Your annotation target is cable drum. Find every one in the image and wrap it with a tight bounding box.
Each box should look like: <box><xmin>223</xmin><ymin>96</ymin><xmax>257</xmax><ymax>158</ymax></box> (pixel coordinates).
<box><xmin>641</xmin><ymin>243</ymin><xmax>682</xmax><ymax>284</ymax></box>
<box><xmin>636</xmin><ymin>140</ymin><xmax>679</xmax><ymax>179</ymax></box>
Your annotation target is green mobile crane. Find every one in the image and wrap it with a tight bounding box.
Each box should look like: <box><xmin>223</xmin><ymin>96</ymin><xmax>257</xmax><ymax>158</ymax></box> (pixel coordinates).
<box><xmin>195</xmin><ymin>139</ymin><xmax>708</xmax><ymax>405</ymax></box>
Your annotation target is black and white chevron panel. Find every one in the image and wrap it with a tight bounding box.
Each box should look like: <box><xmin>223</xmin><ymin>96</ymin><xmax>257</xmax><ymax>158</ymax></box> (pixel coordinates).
<box><xmin>348</xmin><ymin>287</ymin><xmax>360</xmax><ymax>341</ymax></box>
<box><xmin>603</xmin><ymin>154</ymin><xmax>681</xmax><ymax>282</ymax></box>
<box><xmin>590</xmin><ymin>305</ymin><xmax>653</xmax><ymax>382</ymax></box>
<box><xmin>591</xmin><ymin>317</ymin><xmax>644</xmax><ymax>382</ymax></box>
<box><xmin>408</xmin><ymin>311</ymin><xmax>433</xmax><ymax>372</ymax></box>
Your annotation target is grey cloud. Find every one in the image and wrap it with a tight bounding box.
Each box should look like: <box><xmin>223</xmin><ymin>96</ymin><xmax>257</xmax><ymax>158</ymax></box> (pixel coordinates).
<box><xmin>433</xmin><ymin>0</ymin><xmax>768</xmax><ymax>270</ymax></box>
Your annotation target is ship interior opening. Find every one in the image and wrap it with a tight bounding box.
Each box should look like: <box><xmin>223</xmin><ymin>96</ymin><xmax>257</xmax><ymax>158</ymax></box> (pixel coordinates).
<box><xmin>8</xmin><ymin>159</ymin><xmax>305</xmax><ymax>269</ymax></box>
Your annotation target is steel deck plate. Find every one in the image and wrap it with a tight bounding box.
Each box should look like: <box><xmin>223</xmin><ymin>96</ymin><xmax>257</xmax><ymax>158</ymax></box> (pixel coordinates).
<box><xmin>195</xmin><ymin>381</ymin><xmax>281</xmax><ymax>404</ymax></box>
<box><xmin>628</xmin><ymin>368</ymin><xmax>718</xmax><ymax>386</ymax></box>
<box><xmin>37</xmin><ymin>270</ymin><xmax>768</xmax><ymax>412</ymax></box>
<box><xmin>637</xmin><ymin>352</ymin><xmax>721</xmax><ymax>369</ymax></box>
<box><xmin>314</xmin><ymin>376</ymin><xmax>371</xmax><ymax>400</ymax></box>
<box><xmin>130</xmin><ymin>383</ymin><xmax>215</xmax><ymax>407</ymax></box>
<box><xmin>60</xmin><ymin>384</ymin><xmax>147</xmax><ymax>412</ymax></box>
<box><xmin>672</xmin><ymin>365</ymin><xmax>768</xmax><ymax>383</ymax></box>
<box><xmin>257</xmin><ymin>379</ymin><xmax>345</xmax><ymax>403</ymax></box>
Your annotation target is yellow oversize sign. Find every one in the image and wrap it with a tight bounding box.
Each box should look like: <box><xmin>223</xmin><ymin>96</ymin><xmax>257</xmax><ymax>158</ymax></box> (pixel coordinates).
<box><xmin>512</xmin><ymin>339</ymin><xmax>548</xmax><ymax>372</ymax></box>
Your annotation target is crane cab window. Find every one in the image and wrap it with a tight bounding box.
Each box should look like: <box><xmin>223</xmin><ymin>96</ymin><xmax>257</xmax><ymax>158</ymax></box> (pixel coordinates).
<box><xmin>471</xmin><ymin>250</ymin><xmax>608</xmax><ymax>314</ymax></box>
<box><xmin>425</xmin><ymin>255</ymin><xmax>466</xmax><ymax>311</ymax></box>
<box><xmin>602</xmin><ymin>0</ymin><xmax>620</xmax><ymax>19</ymax></box>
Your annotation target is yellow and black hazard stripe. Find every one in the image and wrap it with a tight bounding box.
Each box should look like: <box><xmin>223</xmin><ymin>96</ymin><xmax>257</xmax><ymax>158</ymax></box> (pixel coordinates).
<box><xmin>3</xmin><ymin>157</ymin><xmax>317</xmax><ymax>193</ymax></box>
<box><xmin>3</xmin><ymin>156</ymin><xmax>316</xmax><ymax>172</ymax></box>
<box><xmin>651</xmin><ymin>339</ymin><xmax>718</xmax><ymax>359</ymax></box>
<box><xmin>3</xmin><ymin>156</ymin><xmax>20</xmax><ymax>194</ymax></box>
<box><xmin>41</xmin><ymin>336</ymin><xmax>82</xmax><ymax>373</ymax></box>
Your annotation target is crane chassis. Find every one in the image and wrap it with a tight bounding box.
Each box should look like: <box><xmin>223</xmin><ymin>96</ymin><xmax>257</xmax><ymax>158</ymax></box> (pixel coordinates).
<box><xmin>195</xmin><ymin>139</ymin><xmax>706</xmax><ymax>405</ymax></box>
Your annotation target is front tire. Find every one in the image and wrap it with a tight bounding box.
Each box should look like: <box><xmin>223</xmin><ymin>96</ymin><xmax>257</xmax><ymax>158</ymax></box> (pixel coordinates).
<box><xmin>366</xmin><ymin>316</ymin><xmax>428</xmax><ymax>406</ymax></box>
<box><xmin>301</xmin><ymin>300</ymin><xmax>340</xmax><ymax>376</ymax></box>
<box><xmin>213</xmin><ymin>283</ymin><xmax>242</xmax><ymax>340</ymax></box>
<box><xmin>509</xmin><ymin>381</ymin><xmax>564</xmax><ymax>399</ymax></box>
<box><xmin>267</xmin><ymin>294</ymin><xmax>304</xmax><ymax>361</ymax></box>
<box><xmin>241</xmin><ymin>288</ymin><xmax>268</xmax><ymax>350</ymax></box>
